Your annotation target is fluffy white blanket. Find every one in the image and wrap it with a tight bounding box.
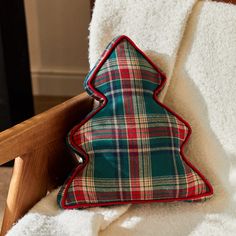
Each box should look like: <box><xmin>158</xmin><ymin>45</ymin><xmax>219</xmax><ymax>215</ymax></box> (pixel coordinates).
<box><xmin>7</xmin><ymin>0</ymin><xmax>236</xmax><ymax>235</ymax></box>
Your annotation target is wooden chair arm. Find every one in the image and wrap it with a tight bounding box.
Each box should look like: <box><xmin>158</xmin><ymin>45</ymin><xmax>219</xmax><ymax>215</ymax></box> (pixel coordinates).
<box><xmin>0</xmin><ymin>92</ymin><xmax>92</xmax><ymax>165</ymax></box>
<box><xmin>0</xmin><ymin>92</ymin><xmax>93</xmax><ymax>235</ymax></box>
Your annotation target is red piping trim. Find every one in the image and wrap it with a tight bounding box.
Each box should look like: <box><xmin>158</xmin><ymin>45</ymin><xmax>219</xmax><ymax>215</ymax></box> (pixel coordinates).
<box><xmin>61</xmin><ymin>35</ymin><xmax>213</xmax><ymax>209</ymax></box>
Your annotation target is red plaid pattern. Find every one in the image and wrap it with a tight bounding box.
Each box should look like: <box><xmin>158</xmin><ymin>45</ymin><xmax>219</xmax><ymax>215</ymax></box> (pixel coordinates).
<box><xmin>58</xmin><ymin>35</ymin><xmax>213</xmax><ymax>209</ymax></box>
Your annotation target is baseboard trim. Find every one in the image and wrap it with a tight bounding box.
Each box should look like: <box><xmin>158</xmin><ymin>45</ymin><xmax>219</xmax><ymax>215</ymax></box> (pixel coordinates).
<box><xmin>31</xmin><ymin>69</ymin><xmax>87</xmax><ymax>96</ymax></box>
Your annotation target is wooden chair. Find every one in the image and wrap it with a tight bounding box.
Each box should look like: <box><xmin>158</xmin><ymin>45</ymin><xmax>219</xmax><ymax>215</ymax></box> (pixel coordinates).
<box><xmin>0</xmin><ymin>0</ymin><xmax>235</xmax><ymax>235</ymax></box>
<box><xmin>0</xmin><ymin>93</ymin><xmax>93</xmax><ymax>235</ymax></box>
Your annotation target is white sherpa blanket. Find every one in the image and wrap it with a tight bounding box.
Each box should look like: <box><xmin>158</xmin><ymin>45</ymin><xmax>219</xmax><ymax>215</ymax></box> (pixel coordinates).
<box><xmin>7</xmin><ymin>1</ymin><xmax>236</xmax><ymax>235</ymax></box>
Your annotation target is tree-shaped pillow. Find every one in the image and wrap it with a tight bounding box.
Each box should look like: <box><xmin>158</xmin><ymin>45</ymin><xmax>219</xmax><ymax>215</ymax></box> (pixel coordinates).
<box><xmin>58</xmin><ymin>35</ymin><xmax>213</xmax><ymax>209</ymax></box>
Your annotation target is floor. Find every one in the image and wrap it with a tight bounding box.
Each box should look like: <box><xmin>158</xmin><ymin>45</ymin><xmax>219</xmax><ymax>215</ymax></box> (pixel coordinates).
<box><xmin>0</xmin><ymin>168</ymin><xmax>12</xmax><ymax>229</ymax></box>
<box><xmin>0</xmin><ymin>95</ymin><xmax>70</xmax><ymax>229</ymax></box>
<box><xmin>33</xmin><ymin>95</ymin><xmax>71</xmax><ymax>114</ymax></box>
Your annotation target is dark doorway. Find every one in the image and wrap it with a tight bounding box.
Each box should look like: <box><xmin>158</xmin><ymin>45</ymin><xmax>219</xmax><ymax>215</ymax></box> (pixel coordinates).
<box><xmin>0</xmin><ymin>1</ymin><xmax>34</xmax><ymax>166</ymax></box>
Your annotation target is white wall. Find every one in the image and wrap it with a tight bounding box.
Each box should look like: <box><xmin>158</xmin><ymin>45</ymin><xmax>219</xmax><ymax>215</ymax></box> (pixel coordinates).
<box><xmin>24</xmin><ymin>0</ymin><xmax>90</xmax><ymax>96</ymax></box>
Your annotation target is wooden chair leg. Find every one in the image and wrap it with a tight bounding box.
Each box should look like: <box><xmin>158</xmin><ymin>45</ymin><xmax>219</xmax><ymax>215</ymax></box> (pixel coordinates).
<box><xmin>1</xmin><ymin>150</ymin><xmax>48</xmax><ymax>236</ymax></box>
<box><xmin>0</xmin><ymin>142</ymin><xmax>75</xmax><ymax>236</ymax></box>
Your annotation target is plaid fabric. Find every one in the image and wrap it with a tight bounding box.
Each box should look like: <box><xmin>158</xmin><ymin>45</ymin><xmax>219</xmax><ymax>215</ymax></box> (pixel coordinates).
<box><xmin>58</xmin><ymin>36</ymin><xmax>213</xmax><ymax>209</ymax></box>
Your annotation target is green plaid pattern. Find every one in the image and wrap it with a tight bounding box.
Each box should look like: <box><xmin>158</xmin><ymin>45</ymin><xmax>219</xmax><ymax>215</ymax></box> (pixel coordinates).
<box><xmin>58</xmin><ymin>36</ymin><xmax>213</xmax><ymax>209</ymax></box>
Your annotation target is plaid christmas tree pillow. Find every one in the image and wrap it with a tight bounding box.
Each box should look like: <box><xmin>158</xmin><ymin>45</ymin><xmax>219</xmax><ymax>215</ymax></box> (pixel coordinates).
<box><xmin>58</xmin><ymin>35</ymin><xmax>213</xmax><ymax>209</ymax></box>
